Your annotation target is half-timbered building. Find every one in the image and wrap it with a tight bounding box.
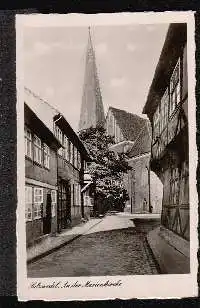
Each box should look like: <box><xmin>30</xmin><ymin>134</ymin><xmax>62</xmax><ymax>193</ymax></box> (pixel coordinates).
<box><xmin>25</xmin><ymin>88</ymin><xmax>90</xmax><ymax>245</ymax></box>
<box><xmin>143</xmin><ymin>23</ymin><xmax>189</xmax><ymax>273</ymax></box>
<box><xmin>25</xmin><ymin>103</ymin><xmax>62</xmax><ymax>247</ymax></box>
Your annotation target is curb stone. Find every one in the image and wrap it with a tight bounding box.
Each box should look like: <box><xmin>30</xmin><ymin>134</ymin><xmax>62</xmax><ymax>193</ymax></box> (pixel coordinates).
<box><xmin>27</xmin><ymin>219</ymin><xmax>103</xmax><ymax>264</ymax></box>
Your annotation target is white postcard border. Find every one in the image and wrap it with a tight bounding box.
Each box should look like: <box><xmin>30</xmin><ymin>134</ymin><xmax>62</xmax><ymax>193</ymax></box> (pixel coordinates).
<box><xmin>16</xmin><ymin>11</ymin><xmax>198</xmax><ymax>301</ymax></box>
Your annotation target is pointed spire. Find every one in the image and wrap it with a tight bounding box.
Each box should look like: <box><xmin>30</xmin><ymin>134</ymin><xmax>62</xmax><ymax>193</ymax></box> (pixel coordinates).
<box><xmin>78</xmin><ymin>27</ymin><xmax>105</xmax><ymax>132</ymax></box>
<box><xmin>87</xmin><ymin>26</ymin><xmax>94</xmax><ymax>59</ymax></box>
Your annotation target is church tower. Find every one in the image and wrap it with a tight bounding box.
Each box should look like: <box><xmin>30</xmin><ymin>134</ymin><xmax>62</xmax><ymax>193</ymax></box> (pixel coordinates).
<box><xmin>78</xmin><ymin>27</ymin><xmax>105</xmax><ymax>131</ymax></box>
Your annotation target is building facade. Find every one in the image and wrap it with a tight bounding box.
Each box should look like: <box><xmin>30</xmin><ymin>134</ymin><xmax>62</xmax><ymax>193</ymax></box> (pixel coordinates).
<box><xmin>106</xmin><ymin>107</ymin><xmax>163</xmax><ymax>214</ymax></box>
<box><xmin>143</xmin><ymin>23</ymin><xmax>189</xmax><ymax>273</ymax></box>
<box><xmin>25</xmin><ymin>88</ymin><xmax>90</xmax><ymax>246</ymax></box>
<box><xmin>53</xmin><ymin>114</ymin><xmax>90</xmax><ymax>231</ymax></box>
<box><xmin>25</xmin><ymin>103</ymin><xmax>61</xmax><ymax>247</ymax></box>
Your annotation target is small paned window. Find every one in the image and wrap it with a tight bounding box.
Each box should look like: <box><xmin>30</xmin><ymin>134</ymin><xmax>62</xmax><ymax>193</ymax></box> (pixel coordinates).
<box><xmin>74</xmin><ymin>147</ymin><xmax>77</xmax><ymax>168</ymax></box>
<box><xmin>54</xmin><ymin>124</ymin><xmax>63</xmax><ymax>144</ymax></box>
<box><xmin>33</xmin><ymin>187</ymin><xmax>43</xmax><ymax>219</ymax></box>
<box><xmin>63</xmin><ymin>135</ymin><xmax>69</xmax><ymax>161</ymax></box>
<box><xmin>153</xmin><ymin>107</ymin><xmax>160</xmax><ymax>140</ymax></box>
<box><xmin>170</xmin><ymin>59</ymin><xmax>181</xmax><ymax>115</ymax></box>
<box><xmin>25</xmin><ymin>186</ymin><xmax>32</xmax><ymax>221</ymax></box>
<box><xmin>77</xmin><ymin>152</ymin><xmax>81</xmax><ymax>170</ymax></box>
<box><xmin>43</xmin><ymin>143</ymin><xmax>50</xmax><ymax>169</ymax></box>
<box><xmin>25</xmin><ymin>128</ymin><xmax>32</xmax><ymax>158</ymax></box>
<box><xmin>160</xmin><ymin>88</ymin><xmax>169</xmax><ymax>133</ymax></box>
<box><xmin>51</xmin><ymin>190</ymin><xmax>57</xmax><ymax>204</ymax></box>
<box><xmin>51</xmin><ymin>190</ymin><xmax>57</xmax><ymax>217</ymax></box>
<box><xmin>69</xmin><ymin>142</ymin><xmax>73</xmax><ymax>165</ymax></box>
<box><xmin>33</xmin><ymin>135</ymin><xmax>42</xmax><ymax>164</ymax></box>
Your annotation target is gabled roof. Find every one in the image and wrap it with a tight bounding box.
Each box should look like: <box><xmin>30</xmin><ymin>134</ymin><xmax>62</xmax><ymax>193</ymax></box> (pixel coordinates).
<box><xmin>24</xmin><ymin>87</ymin><xmax>90</xmax><ymax>160</ymax></box>
<box><xmin>127</xmin><ymin>121</ymin><xmax>151</xmax><ymax>158</ymax></box>
<box><xmin>143</xmin><ymin>23</ymin><xmax>187</xmax><ymax>119</ymax></box>
<box><xmin>24</xmin><ymin>103</ymin><xmax>62</xmax><ymax>151</ymax></box>
<box><xmin>108</xmin><ymin>107</ymin><xmax>147</xmax><ymax>141</ymax></box>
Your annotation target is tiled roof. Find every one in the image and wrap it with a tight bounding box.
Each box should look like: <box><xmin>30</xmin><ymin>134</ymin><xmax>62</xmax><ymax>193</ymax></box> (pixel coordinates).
<box><xmin>127</xmin><ymin>121</ymin><xmax>151</xmax><ymax>158</ymax></box>
<box><xmin>109</xmin><ymin>107</ymin><xmax>147</xmax><ymax>141</ymax></box>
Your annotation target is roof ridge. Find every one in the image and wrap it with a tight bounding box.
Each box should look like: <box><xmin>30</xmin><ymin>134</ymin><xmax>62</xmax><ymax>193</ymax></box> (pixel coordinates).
<box><xmin>24</xmin><ymin>86</ymin><xmax>60</xmax><ymax>115</ymax></box>
<box><xmin>109</xmin><ymin>106</ymin><xmax>144</xmax><ymax>118</ymax></box>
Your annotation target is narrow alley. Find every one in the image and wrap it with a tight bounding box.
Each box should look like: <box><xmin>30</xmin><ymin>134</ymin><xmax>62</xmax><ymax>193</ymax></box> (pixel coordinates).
<box><xmin>28</xmin><ymin>214</ymin><xmax>160</xmax><ymax>277</ymax></box>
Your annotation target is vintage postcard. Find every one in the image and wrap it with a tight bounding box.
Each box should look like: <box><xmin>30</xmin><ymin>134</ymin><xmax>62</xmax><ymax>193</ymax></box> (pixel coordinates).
<box><xmin>16</xmin><ymin>11</ymin><xmax>198</xmax><ymax>300</ymax></box>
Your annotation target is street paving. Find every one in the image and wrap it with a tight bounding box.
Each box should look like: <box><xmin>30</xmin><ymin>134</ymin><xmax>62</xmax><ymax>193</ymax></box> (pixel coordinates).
<box><xmin>27</xmin><ymin>215</ymin><xmax>160</xmax><ymax>277</ymax></box>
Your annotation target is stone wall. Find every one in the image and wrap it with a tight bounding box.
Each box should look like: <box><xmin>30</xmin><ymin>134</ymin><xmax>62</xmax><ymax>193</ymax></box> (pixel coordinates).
<box><xmin>124</xmin><ymin>154</ymin><xmax>163</xmax><ymax>213</ymax></box>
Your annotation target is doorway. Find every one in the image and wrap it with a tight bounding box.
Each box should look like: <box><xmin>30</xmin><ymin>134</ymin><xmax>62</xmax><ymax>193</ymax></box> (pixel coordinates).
<box><xmin>43</xmin><ymin>193</ymin><xmax>52</xmax><ymax>235</ymax></box>
<box><xmin>57</xmin><ymin>180</ymin><xmax>71</xmax><ymax>232</ymax></box>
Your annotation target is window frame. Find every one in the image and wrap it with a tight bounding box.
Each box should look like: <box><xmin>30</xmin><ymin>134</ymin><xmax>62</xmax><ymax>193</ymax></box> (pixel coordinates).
<box><xmin>160</xmin><ymin>87</ymin><xmax>169</xmax><ymax>134</ymax></box>
<box><xmin>25</xmin><ymin>185</ymin><xmax>33</xmax><ymax>221</ymax></box>
<box><xmin>51</xmin><ymin>190</ymin><xmax>57</xmax><ymax>204</ymax></box>
<box><xmin>25</xmin><ymin>127</ymin><xmax>32</xmax><ymax>159</ymax></box>
<box><xmin>33</xmin><ymin>135</ymin><xmax>42</xmax><ymax>165</ymax></box>
<box><xmin>33</xmin><ymin>187</ymin><xmax>43</xmax><ymax>219</ymax></box>
<box><xmin>43</xmin><ymin>143</ymin><xmax>50</xmax><ymax>169</ymax></box>
<box><xmin>77</xmin><ymin>152</ymin><xmax>81</xmax><ymax>170</ymax></box>
<box><xmin>153</xmin><ymin>106</ymin><xmax>160</xmax><ymax>141</ymax></box>
<box><xmin>69</xmin><ymin>141</ymin><xmax>73</xmax><ymax>165</ymax></box>
<box><xmin>63</xmin><ymin>135</ymin><xmax>69</xmax><ymax>161</ymax></box>
<box><xmin>169</xmin><ymin>58</ymin><xmax>181</xmax><ymax>116</ymax></box>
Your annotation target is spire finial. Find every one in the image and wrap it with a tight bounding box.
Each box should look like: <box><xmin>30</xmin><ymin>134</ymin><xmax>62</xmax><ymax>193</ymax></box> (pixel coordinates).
<box><xmin>88</xmin><ymin>26</ymin><xmax>92</xmax><ymax>41</ymax></box>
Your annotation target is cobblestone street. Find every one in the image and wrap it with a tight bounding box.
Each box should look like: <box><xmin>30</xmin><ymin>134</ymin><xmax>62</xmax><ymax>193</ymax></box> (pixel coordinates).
<box><xmin>28</xmin><ymin>215</ymin><xmax>160</xmax><ymax>277</ymax></box>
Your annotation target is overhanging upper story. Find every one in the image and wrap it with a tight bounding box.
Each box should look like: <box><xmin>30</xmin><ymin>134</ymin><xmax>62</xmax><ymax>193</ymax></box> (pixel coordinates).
<box><xmin>24</xmin><ymin>103</ymin><xmax>62</xmax><ymax>186</ymax></box>
<box><xmin>142</xmin><ymin>23</ymin><xmax>188</xmax><ymax>166</ymax></box>
<box><xmin>24</xmin><ymin>87</ymin><xmax>90</xmax><ymax>183</ymax></box>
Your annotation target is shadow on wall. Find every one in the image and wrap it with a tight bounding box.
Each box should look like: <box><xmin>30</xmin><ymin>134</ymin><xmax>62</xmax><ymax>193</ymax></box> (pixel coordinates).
<box><xmin>150</xmin><ymin>171</ymin><xmax>163</xmax><ymax>213</ymax></box>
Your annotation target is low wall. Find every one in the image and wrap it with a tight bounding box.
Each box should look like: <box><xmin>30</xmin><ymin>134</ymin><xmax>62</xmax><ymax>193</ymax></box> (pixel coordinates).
<box><xmin>147</xmin><ymin>226</ymin><xmax>190</xmax><ymax>274</ymax></box>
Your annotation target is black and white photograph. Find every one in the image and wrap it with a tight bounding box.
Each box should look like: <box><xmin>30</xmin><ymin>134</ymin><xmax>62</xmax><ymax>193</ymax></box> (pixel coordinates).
<box><xmin>16</xmin><ymin>12</ymin><xmax>198</xmax><ymax>300</ymax></box>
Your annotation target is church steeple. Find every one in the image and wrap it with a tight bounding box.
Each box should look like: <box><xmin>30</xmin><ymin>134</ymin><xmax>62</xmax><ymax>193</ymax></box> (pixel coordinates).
<box><xmin>78</xmin><ymin>27</ymin><xmax>105</xmax><ymax>131</ymax></box>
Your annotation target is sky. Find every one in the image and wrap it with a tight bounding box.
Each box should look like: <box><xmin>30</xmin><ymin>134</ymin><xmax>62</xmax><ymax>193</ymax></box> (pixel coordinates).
<box><xmin>23</xmin><ymin>23</ymin><xmax>169</xmax><ymax>132</ymax></box>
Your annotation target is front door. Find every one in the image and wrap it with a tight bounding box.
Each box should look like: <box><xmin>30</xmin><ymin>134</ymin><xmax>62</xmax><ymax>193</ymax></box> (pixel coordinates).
<box><xmin>43</xmin><ymin>193</ymin><xmax>52</xmax><ymax>234</ymax></box>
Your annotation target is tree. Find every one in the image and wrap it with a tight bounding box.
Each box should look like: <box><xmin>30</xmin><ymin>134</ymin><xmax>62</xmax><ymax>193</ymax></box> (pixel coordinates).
<box><xmin>79</xmin><ymin>125</ymin><xmax>131</xmax><ymax>213</ymax></box>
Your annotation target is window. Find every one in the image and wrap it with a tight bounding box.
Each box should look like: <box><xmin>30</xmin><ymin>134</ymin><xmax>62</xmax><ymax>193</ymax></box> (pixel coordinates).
<box><xmin>33</xmin><ymin>135</ymin><xmax>42</xmax><ymax>164</ymax></box>
<box><xmin>170</xmin><ymin>168</ymin><xmax>179</xmax><ymax>205</ymax></box>
<box><xmin>69</xmin><ymin>141</ymin><xmax>73</xmax><ymax>165</ymax></box>
<box><xmin>74</xmin><ymin>147</ymin><xmax>77</xmax><ymax>168</ymax></box>
<box><xmin>63</xmin><ymin>135</ymin><xmax>69</xmax><ymax>161</ymax></box>
<box><xmin>77</xmin><ymin>152</ymin><xmax>81</xmax><ymax>170</ymax></box>
<box><xmin>74</xmin><ymin>183</ymin><xmax>77</xmax><ymax>206</ymax></box>
<box><xmin>73</xmin><ymin>183</ymin><xmax>81</xmax><ymax>206</ymax></box>
<box><xmin>33</xmin><ymin>187</ymin><xmax>43</xmax><ymax>219</ymax></box>
<box><xmin>51</xmin><ymin>190</ymin><xmax>57</xmax><ymax>217</ymax></box>
<box><xmin>25</xmin><ymin>128</ymin><xmax>32</xmax><ymax>158</ymax></box>
<box><xmin>170</xmin><ymin>59</ymin><xmax>180</xmax><ymax>115</ymax></box>
<box><xmin>25</xmin><ymin>186</ymin><xmax>32</xmax><ymax>221</ymax></box>
<box><xmin>78</xmin><ymin>184</ymin><xmax>81</xmax><ymax>205</ymax></box>
<box><xmin>160</xmin><ymin>88</ymin><xmax>169</xmax><ymax>133</ymax></box>
<box><xmin>153</xmin><ymin>107</ymin><xmax>160</xmax><ymax>140</ymax></box>
<box><xmin>51</xmin><ymin>190</ymin><xmax>57</xmax><ymax>204</ymax></box>
<box><xmin>43</xmin><ymin>144</ymin><xmax>50</xmax><ymax>169</ymax></box>
<box><xmin>71</xmin><ymin>183</ymin><xmax>74</xmax><ymax>206</ymax></box>
<box><xmin>54</xmin><ymin>125</ymin><xmax>63</xmax><ymax>144</ymax></box>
